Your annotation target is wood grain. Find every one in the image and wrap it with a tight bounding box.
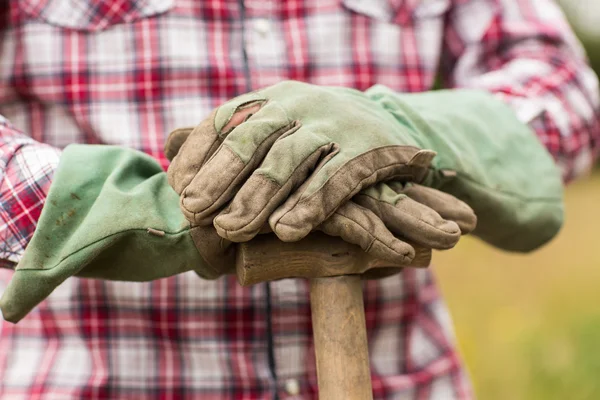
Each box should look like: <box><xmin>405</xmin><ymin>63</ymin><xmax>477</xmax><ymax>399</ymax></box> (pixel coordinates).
<box><xmin>310</xmin><ymin>275</ymin><xmax>373</xmax><ymax>400</ymax></box>
<box><xmin>236</xmin><ymin>232</ymin><xmax>431</xmax><ymax>286</ymax></box>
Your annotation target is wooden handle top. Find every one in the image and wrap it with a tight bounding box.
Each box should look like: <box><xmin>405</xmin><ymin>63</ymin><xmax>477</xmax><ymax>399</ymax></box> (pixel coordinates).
<box><xmin>235</xmin><ymin>232</ymin><xmax>432</xmax><ymax>286</ymax></box>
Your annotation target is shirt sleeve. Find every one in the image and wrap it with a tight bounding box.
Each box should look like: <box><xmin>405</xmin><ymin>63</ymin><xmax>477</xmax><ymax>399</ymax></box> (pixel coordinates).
<box><xmin>0</xmin><ymin>115</ymin><xmax>60</xmax><ymax>269</ymax></box>
<box><xmin>441</xmin><ymin>0</ymin><xmax>600</xmax><ymax>182</ymax></box>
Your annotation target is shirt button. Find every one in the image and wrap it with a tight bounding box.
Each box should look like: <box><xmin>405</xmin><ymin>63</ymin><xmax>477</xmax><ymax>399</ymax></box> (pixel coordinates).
<box><xmin>254</xmin><ymin>18</ymin><xmax>271</xmax><ymax>36</ymax></box>
<box><xmin>284</xmin><ymin>379</ymin><xmax>300</xmax><ymax>396</ymax></box>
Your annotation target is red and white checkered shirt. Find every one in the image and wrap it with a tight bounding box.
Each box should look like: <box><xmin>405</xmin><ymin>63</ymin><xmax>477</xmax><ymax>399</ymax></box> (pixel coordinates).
<box><xmin>1</xmin><ymin>0</ymin><xmax>599</xmax><ymax>399</ymax></box>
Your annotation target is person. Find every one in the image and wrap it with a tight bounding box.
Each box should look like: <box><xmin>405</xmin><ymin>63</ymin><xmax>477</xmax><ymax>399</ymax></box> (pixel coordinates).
<box><xmin>0</xmin><ymin>0</ymin><xmax>598</xmax><ymax>398</ymax></box>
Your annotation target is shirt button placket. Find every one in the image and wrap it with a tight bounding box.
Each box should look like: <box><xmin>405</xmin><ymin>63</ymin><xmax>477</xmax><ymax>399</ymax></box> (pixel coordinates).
<box><xmin>253</xmin><ymin>18</ymin><xmax>272</xmax><ymax>37</ymax></box>
<box><xmin>244</xmin><ymin>0</ymin><xmax>284</xmax><ymax>87</ymax></box>
<box><xmin>284</xmin><ymin>378</ymin><xmax>300</xmax><ymax>397</ymax></box>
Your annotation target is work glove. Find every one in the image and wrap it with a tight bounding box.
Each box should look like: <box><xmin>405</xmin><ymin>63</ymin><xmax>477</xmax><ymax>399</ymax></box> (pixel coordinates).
<box><xmin>0</xmin><ymin>144</ymin><xmax>233</xmax><ymax>323</ymax></box>
<box><xmin>166</xmin><ymin>112</ymin><xmax>478</xmax><ymax>265</ymax></box>
<box><xmin>0</xmin><ymin>143</ymin><xmax>474</xmax><ymax>323</ymax></box>
<box><xmin>167</xmin><ymin>81</ymin><xmax>563</xmax><ymax>252</ymax></box>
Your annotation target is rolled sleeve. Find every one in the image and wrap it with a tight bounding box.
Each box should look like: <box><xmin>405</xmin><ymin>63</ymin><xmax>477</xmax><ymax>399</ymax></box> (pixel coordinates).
<box><xmin>0</xmin><ymin>115</ymin><xmax>60</xmax><ymax>268</ymax></box>
<box><xmin>441</xmin><ymin>0</ymin><xmax>600</xmax><ymax>181</ymax></box>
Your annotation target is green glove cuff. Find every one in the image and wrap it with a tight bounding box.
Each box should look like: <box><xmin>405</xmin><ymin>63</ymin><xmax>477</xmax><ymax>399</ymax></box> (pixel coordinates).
<box><xmin>0</xmin><ymin>144</ymin><xmax>205</xmax><ymax>323</ymax></box>
<box><xmin>366</xmin><ymin>86</ymin><xmax>564</xmax><ymax>252</ymax></box>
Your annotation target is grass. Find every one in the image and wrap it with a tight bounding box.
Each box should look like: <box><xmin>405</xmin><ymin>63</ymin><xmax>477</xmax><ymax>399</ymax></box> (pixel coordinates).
<box><xmin>434</xmin><ymin>170</ymin><xmax>600</xmax><ymax>400</ymax></box>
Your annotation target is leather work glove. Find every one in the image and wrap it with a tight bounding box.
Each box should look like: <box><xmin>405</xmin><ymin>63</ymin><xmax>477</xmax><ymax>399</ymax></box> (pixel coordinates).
<box><xmin>167</xmin><ymin>81</ymin><xmax>563</xmax><ymax>252</ymax></box>
<box><xmin>0</xmin><ymin>142</ymin><xmax>474</xmax><ymax>323</ymax></box>
<box><xmin>0</xmin><ymin>144</ymin><xmax>233</xmax><ymax>323</ymax></box>
<box><xmin>166</xmin><ymin>116</ymin><xmax>477</xmax><ymax>266</ymax></box>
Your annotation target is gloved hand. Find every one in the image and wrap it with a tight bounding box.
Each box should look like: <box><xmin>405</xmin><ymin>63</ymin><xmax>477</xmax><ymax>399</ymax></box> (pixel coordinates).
<box><xmin>167</xmin><ymin>81</ymin><xmax>563</xmax><ymax>252</ymax></box>
<box><xmin>166</xmin><ymin>114</ymin><xmax>477</xmax><ymax>266</ymax></box>
<box><xmin>0</xmin><ymin>142</ymin><xmax>474</xmax><ymax>323</ymax></box>
<box><xmin>0</xmin><ymin>144</ymin><xmax>233</xmax><ymax>323</ymax></box>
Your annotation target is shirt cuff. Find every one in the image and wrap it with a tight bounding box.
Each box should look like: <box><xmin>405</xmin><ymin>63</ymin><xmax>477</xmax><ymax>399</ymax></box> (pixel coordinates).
<box><xmin>1</xmin><ymin>139</ymin><xmax>61</xmax><ymax>266</ymax></box>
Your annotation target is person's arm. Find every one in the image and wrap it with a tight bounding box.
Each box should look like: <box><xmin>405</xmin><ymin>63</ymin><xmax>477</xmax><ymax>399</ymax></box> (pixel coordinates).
<box><xmin>0</xmin><ymin>116</ymin><xmax>61</xmax><ymax>269</ymax></box>
<box><xmin>441</xmin><ymin>0</ymin><xmax>600</xmax><ymax>181</ymax></box>
<box><xmin>0</xmin><ymin>3</ymin><xmax>61</xmax><ymax>269</ymax></box>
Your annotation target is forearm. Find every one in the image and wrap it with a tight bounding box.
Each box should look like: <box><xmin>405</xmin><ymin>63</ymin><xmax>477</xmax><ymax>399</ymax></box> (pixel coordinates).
<box><xmin>457</xmin><ymin>44</ymin><xmax>599</xmax><ymax>181</ymax></box>
<box><xmin>0</xmin><ymin>115</ymin><xmax>60</xmax><ymax>268</ymax></box>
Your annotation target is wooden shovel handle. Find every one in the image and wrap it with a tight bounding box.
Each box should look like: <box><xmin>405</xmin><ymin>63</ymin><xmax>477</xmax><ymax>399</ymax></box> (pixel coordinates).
<box><xmin>235</xmin><ymin>232</ymin><xmax>431</xmax><ymax>286</ymax></box>
<box><xmin>235</xmin><ymin>233</ymin><xmax>432</xmax><ymax>400</ymax></box>
<box><xmin>310</xmin><ymin>275</ymin><xmax>373</xmax><ymax>400</ymax></box>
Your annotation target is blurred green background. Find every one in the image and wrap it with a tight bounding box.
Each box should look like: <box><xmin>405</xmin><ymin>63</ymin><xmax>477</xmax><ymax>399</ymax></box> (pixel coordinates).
<box><xmin>436</xmin><ymin>3</ymin><xmax>600</xmax><ymax>398</ymax></box>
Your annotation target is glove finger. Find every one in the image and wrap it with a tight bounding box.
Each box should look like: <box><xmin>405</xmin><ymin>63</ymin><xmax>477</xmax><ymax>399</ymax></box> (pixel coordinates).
<box><xmin>388</xmin><ymin>182</ymin><xmax>477</xmax><ymax>234</ymax></box>
<box><xmin>164</xmin><ymin>102</ymin><xmax>263</xmax><ymax>163</ymax></box>
<box><xmin>318</xmin><ymin>201</ymin><xmax>417</xmax><ymax>265</ymax></box>
<box><xmin>166</xmin><ymin>109</ymin><xmax>222</xmax><ymax>195</ymax></box>
<box><xmin>354</xmin><ymin>183</ymin><xmax>461</xmax><ymax>250</ymax></box>
<box><xmin>180</xmin><ymin>101</ymin><xmax>300</xmax><ymax>225</ymax></box>
<box><xmin>270</xmin><ymin>147</ymin><xmax>436</xmax><ymax>242</ymax></box>
<box><xmin>166</xmin><ymin>92</ymin><xmax>267</xmax><ymax>195</ymax></box>
<box><xmin>214</xmin><ymin>129</ymin><xmax>337</xmax><ymax>242</ymax></box>
<box><xmin>164</xmin><ymin>126</ymin><xmax>194</xmax><ymax>162</ymax></box>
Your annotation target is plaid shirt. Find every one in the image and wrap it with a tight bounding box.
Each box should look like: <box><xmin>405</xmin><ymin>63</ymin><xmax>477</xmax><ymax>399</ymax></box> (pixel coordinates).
<box><xmin>1</xmin><ymin>0</ymin><xmax>599</xmax><ymax>399</ymax></box>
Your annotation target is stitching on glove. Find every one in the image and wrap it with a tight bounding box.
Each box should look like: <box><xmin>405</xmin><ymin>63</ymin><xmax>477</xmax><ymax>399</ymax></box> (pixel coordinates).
<box><xmin>331</xmin><ymin>206</ymin><xmax>412</xmax><ymax>263</ymax></box>
<box><xmin>180</xmin><ymin>120</ymin><xmax>301</xmax><ymax>221</ymax></box>
<box><xmin>272</xmin><ymin>145</ymin><xmax>423</xmax><ymax>229</ymax></box>
<box><xmin>15</xmin><ymin>227</ymin><xmax>191</xmax><ymax>272</ymax></box>
<box><xmin>213</xmin><ymin>142</ymin><xmax>336</xmax><ymax>237</ymax></box>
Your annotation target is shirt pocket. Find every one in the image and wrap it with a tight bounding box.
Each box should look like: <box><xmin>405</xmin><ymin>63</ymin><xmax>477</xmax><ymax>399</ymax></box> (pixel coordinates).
<box><xmin>342</xmin><ymin>0</ymin><xmax>451</xmax><ymax>26</ymax></box>
<box><xmin>17</xmin><ymin>0</ymin><xmax>174</xmax><ymax>32</ymax></box>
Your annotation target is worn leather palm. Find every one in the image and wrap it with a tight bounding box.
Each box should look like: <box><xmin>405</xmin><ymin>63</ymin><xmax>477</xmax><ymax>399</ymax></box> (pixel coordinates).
<box><xmin>167</xmin><ymin>81</ymin><xmax>564</xmax><ymax>252</ymax></box>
